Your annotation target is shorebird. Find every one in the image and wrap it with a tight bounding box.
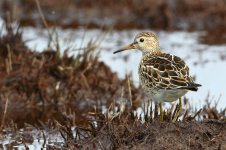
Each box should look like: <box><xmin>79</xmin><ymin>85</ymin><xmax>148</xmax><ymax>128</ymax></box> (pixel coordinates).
<box><xmin>113</xmin><ymin>32</ymin><xmax>201</xmax><ymax>121</ymax></box>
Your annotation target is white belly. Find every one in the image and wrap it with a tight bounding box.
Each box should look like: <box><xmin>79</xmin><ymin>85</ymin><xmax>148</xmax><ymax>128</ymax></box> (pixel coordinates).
<box><xmin>147</xmin><ymin>89</ymin><xmax>188</xmax><ymax>102</ymax></box>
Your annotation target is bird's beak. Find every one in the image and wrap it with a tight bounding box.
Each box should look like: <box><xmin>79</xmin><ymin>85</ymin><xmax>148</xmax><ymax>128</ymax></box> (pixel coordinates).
<box><xmin>113</xmin><ymin>43</ymin><xmax>135</xmax><ymax>54</ymax></box>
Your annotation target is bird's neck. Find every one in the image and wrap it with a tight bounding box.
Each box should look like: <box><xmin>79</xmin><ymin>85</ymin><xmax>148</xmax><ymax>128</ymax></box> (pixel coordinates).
<box><xmin>142</xmin><ymin>47</ymin><xmax>161</xmax><ymax>56</ymax></box>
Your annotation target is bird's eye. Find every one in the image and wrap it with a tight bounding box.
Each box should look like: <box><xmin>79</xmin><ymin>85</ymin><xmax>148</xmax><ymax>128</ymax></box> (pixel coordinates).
<box><xmin>140</xmin><ymin>38</ymin><xmax>144</xmax><ymax>42</ymax></box>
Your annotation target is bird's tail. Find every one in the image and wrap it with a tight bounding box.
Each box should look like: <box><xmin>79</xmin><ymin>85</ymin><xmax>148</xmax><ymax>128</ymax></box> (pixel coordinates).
<box><xmin>179</xmin><ymin>83</ymin><xmax>202</xmax><ymax>91</ymax></box>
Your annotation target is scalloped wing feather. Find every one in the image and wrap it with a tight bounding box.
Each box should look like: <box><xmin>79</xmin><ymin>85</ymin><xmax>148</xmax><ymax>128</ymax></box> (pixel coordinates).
<box><xmin>139</xmin><ymin>53</ymin><xmax>200</xmax><ymax>91</ymax></box>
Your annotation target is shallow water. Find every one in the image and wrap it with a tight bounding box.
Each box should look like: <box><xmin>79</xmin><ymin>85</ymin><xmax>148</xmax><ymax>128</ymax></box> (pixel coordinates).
<box><xmin>16</xmin><ymin>27</ymin><xmax>226</xmax><ymax>109</ymax></box>
<box><xmin>0</xmin><ymin>128</ymin><xmax>65</xmax><ymax>149</ymax></box>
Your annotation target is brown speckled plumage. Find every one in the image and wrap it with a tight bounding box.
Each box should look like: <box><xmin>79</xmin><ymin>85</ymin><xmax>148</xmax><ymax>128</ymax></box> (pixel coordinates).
<box><xmin>114</xmin><ymin>32</ymin><xmax>201</xmax><ymax>102</ymax></box>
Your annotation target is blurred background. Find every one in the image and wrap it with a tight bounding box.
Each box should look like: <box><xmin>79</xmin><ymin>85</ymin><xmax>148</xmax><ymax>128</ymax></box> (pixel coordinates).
<box><xmin>0</xmin><ymin>0</ymin><xmax>226</xmax><ymax>149</ymax></box>
<box><xmin>1</xmin><ymin>0</ymin><xmax>226</xmax><ymax>31</ymax></box>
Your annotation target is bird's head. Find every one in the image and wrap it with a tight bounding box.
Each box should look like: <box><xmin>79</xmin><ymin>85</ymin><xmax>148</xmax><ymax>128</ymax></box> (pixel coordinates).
<box><xmin>114</xmin><ymin>32</ymin><xmax>161</xmax><ymax>55</ymax></box>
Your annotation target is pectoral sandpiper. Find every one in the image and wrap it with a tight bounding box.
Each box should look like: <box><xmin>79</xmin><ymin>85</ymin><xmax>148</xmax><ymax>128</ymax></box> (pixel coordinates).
<box><xmin>113</xmin><ymin>32</ymin><xmax>201</xmax><ymax>121</ymax></box>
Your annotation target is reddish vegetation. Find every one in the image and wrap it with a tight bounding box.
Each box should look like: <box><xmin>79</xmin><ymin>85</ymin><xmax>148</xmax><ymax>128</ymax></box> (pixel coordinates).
<box><xmin>78</xmin><ymin>118</ymin><xmax>226</xmax><ymax>149</ymax></box>
<box><xmin>1</xmin><ymin>0</ymin><xmax>226</xmax><ymax>31</ymax></box>
<box><xmin>199</xmin><ymin>28</ymin><xmax>226</xmax><ymax>45</ymax></box>
<box><xmin>0</xmin><ymin>25</ymin><xmax>142</xmax><ymax>127</ymax></box>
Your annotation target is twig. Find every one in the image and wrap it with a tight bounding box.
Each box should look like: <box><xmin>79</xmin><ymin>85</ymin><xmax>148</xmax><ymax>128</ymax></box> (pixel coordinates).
<box><xmin>42</xmin><ymin>130</ymin><xmax>46</xmax><ymax>149</ymax></box>
<box><xmin>35</xmin><ymin>0</ymin><xmax>53</xmax><ymax>46</ymax></box>
<box><xmin>182</xmin><ymin>109</ymin><xmax>189</xmax><ymax>121</ymax></box>
<box><xmin>35</xmin><ymin>0</ymin><xmax>49</xmax><ymax>29</ymax></box>
<box><xmin>127</xmin><ymin>74</ymin><xmax>132</xmax><ymax>107</ymax></box>
<box><xmin>98</xmin><ymin>140</ymin><xmax>105</xmax><ymax>150</ymax></box>
<box><xmin>172</xmin><ymin>103</ymin><xmax>179</xmax><ymax>122</ymax></box>
<box><xmin>7</xmin><ymin>44</ymin><xmax>12</xmax><ymax>72</ymax></box>
<box><xmin>189</xmin><ymin>109</ymin><xmax>202</xmax><ymax>121</ymax></box>
<box><xmin>0</xmin><ymin>96</ymin><xmax>9</xmax><ymax>130</ymax></box>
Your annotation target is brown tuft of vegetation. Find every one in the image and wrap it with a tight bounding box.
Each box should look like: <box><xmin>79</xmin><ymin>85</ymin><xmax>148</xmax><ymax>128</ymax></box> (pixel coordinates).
<box><xmin>0</xmin><ymin>23</ymin><xmax>142</xmax><ymax>127</ymax></box>
<box><xmin>75</xmin><ymin>115</ymin><xmax>226</xmax><ymax>149</ymax></box>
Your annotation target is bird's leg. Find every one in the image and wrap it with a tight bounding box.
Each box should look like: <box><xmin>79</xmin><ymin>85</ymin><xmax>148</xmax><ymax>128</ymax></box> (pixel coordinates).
<box><xmin>146</xmin><ymin>99</ymin><xmax>152</xmax><ymax>121</ymax></box>
<box><xmin>154</xmin><ymin>102</ymin><xmax>158</xmax><ymax>119</ymax></box>
<box><xmin>179</xmin><ymin>97</ymin><xmax>182</xmax><ymax>115</ymax></box>
<box><xmin>159</xmin><ymin>102</ymin><xmax>163</xmax><ymax>122</ymax></box>
<box><xmin>150</xmin><ymin>99</ymin><xmax>153</xmax><ymax>120</ymax></box>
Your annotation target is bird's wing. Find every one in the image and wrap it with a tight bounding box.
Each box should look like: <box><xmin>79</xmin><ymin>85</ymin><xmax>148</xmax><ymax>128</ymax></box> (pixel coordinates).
<box><xmin>140</xmin><ymin>53</ymin><xmax>200</xmax><ymax>91</ymax></box>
